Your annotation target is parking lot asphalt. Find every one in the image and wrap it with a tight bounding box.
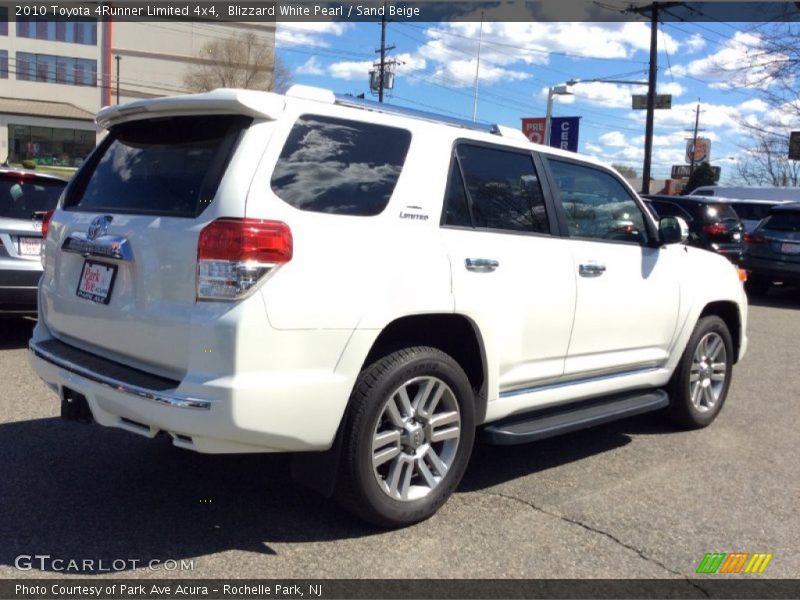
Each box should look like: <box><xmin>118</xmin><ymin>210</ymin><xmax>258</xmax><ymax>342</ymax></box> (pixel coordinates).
<box><xmin>1</xmin><ymin>289</ymin><xmax>798</xmax><ymax>585</ymax></box>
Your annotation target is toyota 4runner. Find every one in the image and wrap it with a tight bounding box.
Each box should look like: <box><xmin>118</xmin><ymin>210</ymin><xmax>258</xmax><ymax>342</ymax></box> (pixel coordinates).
<box><xmin>29</xmin><ymin>86</ymin><xmax>748</xmax><ymax>527</ymax></box>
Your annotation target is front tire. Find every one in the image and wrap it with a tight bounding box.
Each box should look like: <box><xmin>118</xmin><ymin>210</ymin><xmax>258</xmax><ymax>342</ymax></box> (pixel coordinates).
<box><xmin>667</xmin><ymin>315</ymin><xmax>733</xmax><ymax>429</ymax></box>
<box><xmin>336</xmin><ymin>346</ymin><xmax>476</xmax><ymax>528</ymax></box>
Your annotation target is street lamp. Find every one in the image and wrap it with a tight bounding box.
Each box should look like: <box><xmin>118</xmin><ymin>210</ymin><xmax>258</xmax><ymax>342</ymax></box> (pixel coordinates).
<box><xmin>544</xmin><ymin>84</ymin><xmax>573</xmax><ymax>147</ymax></box>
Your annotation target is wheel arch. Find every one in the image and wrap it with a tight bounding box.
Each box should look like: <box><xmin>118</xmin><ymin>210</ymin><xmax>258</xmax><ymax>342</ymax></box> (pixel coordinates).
<box><xmin>700</xmin><ymin>301</ymin><xmax>743</xmax><ymax>363</ymax></box>
<box><xmin>360</xmin><ymin>313</ymin><xmax>488</xmax><ymax>424</ymax></box>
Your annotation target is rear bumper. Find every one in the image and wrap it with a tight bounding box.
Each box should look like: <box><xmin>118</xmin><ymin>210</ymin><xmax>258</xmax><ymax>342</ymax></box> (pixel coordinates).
<box><xmin>0</xmin><ymin>266</ymin><xmax>41</xmax><ymax>312</ymax></box>
<box><xmin>740</xmin><ymin>256</ymin><xmax>800</xmax><ymax>283</ymax></box>
<box><xmin>28</xmin><ymin>325</ymin><xmax>373</xmax><ymax>454</ymax></box>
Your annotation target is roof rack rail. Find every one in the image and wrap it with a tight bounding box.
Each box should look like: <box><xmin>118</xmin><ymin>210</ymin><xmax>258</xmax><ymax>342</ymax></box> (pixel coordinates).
<box><xmin>335</xmin><ymin>94</ymin><xmax>501</xmax><ymax>135</ymax></box>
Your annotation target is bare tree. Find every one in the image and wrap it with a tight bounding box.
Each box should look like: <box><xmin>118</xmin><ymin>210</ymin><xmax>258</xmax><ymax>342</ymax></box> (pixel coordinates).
<box><xmin>184</xmin><ymin>31</ymin><xmax>291</xmax><ymax>93</ymax></box>
<box><xmin>733</xmin><ymin>22</ymin><xmax>800</xmax><ymax>117</ymax></box>
<box><xmin>612</xmin><ymin>164</ymin><xmax>637</xmax><ymax>178</ymax></box>
<box><xmin>734</xmin><ymin>120</ymin><xmax>800</xmax><ymax>187</ymax></box>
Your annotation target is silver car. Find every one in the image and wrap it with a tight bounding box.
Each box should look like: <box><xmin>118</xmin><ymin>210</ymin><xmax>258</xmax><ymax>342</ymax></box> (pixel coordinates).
<box><xmin>0</xmin><ymin>168</ymin><xmax>68</xmax><ymax>316</ymax></box>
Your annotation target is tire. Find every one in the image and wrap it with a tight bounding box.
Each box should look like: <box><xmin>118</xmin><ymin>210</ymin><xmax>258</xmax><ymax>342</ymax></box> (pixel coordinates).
<box><xmin>745</xmin><ymin>276</ymin><xmax>770</xmax><ymax>297</ymax></box>
<box><xmin>667</xmin><ymin>315</ymin><xmax>734</xmax><ymax>429</ymax></box>
<box><xmin>335</xmin><ymin>346</ymin><xmax>476</xmax><ymax>528</ymax></box>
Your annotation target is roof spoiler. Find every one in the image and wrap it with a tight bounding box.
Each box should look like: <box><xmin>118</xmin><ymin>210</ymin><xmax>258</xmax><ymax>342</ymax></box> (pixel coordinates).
<box><xmin>96</xmin><ymin>89</ymin><xmax>285</xmax><ymax>129</ymax></box>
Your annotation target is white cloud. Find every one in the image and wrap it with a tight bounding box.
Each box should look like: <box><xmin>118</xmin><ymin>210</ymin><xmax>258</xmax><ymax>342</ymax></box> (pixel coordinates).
<box><xmin>684</xmin><ymin>33</ymin><xmax>706</xmax><ymax>54</ymax></box>
<box><xmin>328</xmin><ymin>52</ymin><xmax>426</xmax><ymax>82</ymax></box>
<box><xmin>296</xmin><ymin>57</ymin><xmax>324</xmax><ymax>76</ymax></box>
<box><xmin>276</xmin><ymin>22</ymin><xmax>350</xmax><ymax>48</ymax></box>
<box><xmin>599</xmin><ymin>131</ymin><xmax>630</xmax><ymax>147</ymax></box>
<box><xmin>670</xmin><ymin>31</ymin><xmax>782</xmax><ymax>90</ymax></box>
<box><xmin>328</xmin><ymin>60</ymin><xmax>372</xmax><ymax>81</ymax></box>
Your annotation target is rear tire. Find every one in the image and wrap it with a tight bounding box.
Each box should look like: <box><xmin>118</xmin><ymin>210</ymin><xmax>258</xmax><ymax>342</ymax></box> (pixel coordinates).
<box><xmin>667</xmin><ymin>316</ymin><xmax>733</xmax><ymax>429</ymax></box>
<box><xmin>335</xmin><ymin>346</ymin><xmax>475</xmax><ymax>528</ymax></box>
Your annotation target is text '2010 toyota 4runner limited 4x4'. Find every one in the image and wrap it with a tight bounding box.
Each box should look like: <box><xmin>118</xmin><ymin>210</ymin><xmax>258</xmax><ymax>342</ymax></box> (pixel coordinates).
<box><xmin>30</xmin><ymin>86</ymin><xmax>748</xmax><ymax>527</ymax></box>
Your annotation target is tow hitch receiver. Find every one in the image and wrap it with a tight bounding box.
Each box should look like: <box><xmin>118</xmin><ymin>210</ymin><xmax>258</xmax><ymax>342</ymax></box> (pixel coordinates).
<box><xmin>61</xmin><ymin>388</ymin><xmax>93</xmax><ymax>423</ymax></box>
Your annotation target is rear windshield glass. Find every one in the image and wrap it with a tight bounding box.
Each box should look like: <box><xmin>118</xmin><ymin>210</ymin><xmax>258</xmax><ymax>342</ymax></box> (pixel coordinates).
<box><xmin>762</xmin><ymin>212</ymin><xmax>800</xmax><ymax>232</ymax></box>
<box><xmin>270</xmin><ymin>114</ymin><xmax>411</xmax><ymax>216</ymax></box>
<box><xmin>65</xmin><ymin>115</ymin><xmax>250</xmax><ymax>217</ymax></box>
<box><xmin>0</xmin><ymin>175</ymin><xmax>65</xmax><ymax>219</ymax></box>
<box><xmin>732</xmin><ymin>203</ymin><xmax>774</xmax><ymax>221</ymax></box>
<box><xmin>703</xmin><ymin>204</ymin><xmax>739</xmax><ymax>222</ymax></box>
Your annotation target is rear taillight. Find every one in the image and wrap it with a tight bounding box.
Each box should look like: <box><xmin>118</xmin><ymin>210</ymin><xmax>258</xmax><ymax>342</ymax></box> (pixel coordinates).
<box><xmin>702</xmin><ymin>223</ymin><xmax>728</xmax><ymax>237</ymax></box>
<box><xmin>744</xmin><ymin>232</ymin><xmax>767</xmax><ymax>245</ymax></box>
<box><xmin>40</xmin><ymin>209</ymin><xmax>55</xmax><ymax>268</ymax></box>
<box><xmin>41</xmin><ymin>209</ymin><xmax>55</xmax><ymax>240</ymax></box>
<box><xmin>197</xmin><ymin>218</ymin><xmax>292</xmax><ymax>300</ymax></box>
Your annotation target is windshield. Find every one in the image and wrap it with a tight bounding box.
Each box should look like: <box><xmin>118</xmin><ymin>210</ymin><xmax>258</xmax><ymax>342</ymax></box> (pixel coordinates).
<box><xmin>0</xmin><ymin>174</ymin><xmax>65</xmax><ymax>219</ymax></box>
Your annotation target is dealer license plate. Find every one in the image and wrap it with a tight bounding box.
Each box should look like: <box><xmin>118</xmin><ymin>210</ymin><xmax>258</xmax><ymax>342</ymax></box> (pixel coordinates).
<box><xmin>18</xmin><ymin>237</ymin><xmax>42</xmax><ymax>256</ymax></box>
<box><xmin>76</xmin><ymin>260</ymin><xmax>117</xmax><ymax>305</ymax></box>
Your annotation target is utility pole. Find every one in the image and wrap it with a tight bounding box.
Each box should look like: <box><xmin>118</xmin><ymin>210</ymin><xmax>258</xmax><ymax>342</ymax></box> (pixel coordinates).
<box><xmin>378</xmin><ymin>5</ymin><xmax>387</xmax><ymax>103</ymax></box>
<box><xmin>373</xmin><ymin>2</ymin><xmax>395</xmax><ymax>103</ymax></box>
<box><xmin>688</xmin><ymin>102</ymin><xmax>705</xmax><ymax>176</ymax></box>
<box><xmin>642</xmin><ymin>2</ymin><xmax>658</xmax><ymax>194</ymax></box>
<box><xmin>472</xmin><ymin>11</ymin><xmax>484</xmax><ymax>122</ymax></box>
<box><xmin>626</xmin><ymin>2</ymin><xmax>684</xmax><ymax>194</ymax></box>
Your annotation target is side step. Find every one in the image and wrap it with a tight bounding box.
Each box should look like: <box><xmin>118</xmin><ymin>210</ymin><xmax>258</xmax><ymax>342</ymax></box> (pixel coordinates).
<box><xmin>481</xmin><ymin>390</ymin><xmax>669</xmax><ymax>445</ymax></box>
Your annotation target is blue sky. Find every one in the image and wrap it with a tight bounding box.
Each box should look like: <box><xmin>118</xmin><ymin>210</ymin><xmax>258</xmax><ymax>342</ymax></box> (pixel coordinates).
<box><xmin>275</xmin><ymin>19</ymin><xmax>798</xmax><ymax>183</ymax></box>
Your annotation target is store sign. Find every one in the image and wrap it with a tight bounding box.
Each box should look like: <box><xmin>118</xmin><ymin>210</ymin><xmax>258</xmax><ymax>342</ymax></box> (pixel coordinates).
<box><xmin>521</xmin><ymin>117</ymin><xmax>581</xmax><ymax>152</ymax></box>
<box><xmin>686</xmin><ymin>138</ymin><xmax>711</xmax><ymax>163</ymax></box>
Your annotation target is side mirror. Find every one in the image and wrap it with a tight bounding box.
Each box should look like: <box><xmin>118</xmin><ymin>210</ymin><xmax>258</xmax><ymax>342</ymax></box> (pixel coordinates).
<box><xmin>659</xmin><ymin>216</ymin><xmax>689</xmax><ymax>244</ymax></box>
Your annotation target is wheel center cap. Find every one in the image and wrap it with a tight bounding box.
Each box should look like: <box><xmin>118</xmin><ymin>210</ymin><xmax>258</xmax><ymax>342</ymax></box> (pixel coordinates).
<box><xmin>404</xmin><ymin>422</ymin><xmax>425</xmax><ymax>450</ymax></box>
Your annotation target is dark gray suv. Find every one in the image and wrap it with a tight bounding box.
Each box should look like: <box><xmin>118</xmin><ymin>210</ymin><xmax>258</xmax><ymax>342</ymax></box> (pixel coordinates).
<box><xmin>0</xmin><ymin>168</ymin><xmax>68</xmax><ymax>316</ymax></box>
<box><xmin>740</xmin><ymin>202</ymin><xmax>800</xmax><ymax>295</ymax></box>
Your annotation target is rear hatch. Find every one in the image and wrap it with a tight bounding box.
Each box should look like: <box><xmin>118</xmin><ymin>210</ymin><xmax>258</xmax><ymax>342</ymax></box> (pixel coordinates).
<box><xmin>746</xmin><ymin>210</ymin><xmax>800</xmax><ymax>265</ymax></box>
<box><xmin>40</xmin><ymin>109</ymin><xmax>263</xmax><ymax>379</ymax></box>
<box><xmin>699</xmin><ymin>202</ymin><xmax>744</xmax><ymax>249</ymax></box>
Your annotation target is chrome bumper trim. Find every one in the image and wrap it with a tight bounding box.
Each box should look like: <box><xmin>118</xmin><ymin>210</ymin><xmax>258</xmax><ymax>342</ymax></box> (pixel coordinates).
<box><xmin>29</xmin><ymin>340</ymin><xmax>211</xmax><ymax>410</ymax></box>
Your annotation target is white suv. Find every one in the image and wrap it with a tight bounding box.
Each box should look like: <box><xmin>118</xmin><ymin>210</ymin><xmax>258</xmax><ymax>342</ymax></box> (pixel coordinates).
<box><xmin>30</xmin><ymin>86</ymin><xmax>748</xmax><ymax>527</ymax></box>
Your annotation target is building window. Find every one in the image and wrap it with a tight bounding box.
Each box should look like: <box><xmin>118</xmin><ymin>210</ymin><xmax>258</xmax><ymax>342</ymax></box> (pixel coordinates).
<box><xmin>9</xmin><ymin>124</ymin><xmax>95</xmax><ymax>168</ymax></box>
<box><xmin>16</xmin><ymin>17</ymin><xmax>96</xmax><ymax>45</ymax></box>
<box><xmin>0</xmin><ymin>7</ymin><xmax>8</xmax><ymax>36</ymax></box>
<box><xmin>15</xmin><ymin>52</ymin><xmax>96</xmax><ymax>87</ymax></box>
<box><xmin>0</xmin><ymin>51</ymin><xmax>7</xmax><ymax>79</ymax></box>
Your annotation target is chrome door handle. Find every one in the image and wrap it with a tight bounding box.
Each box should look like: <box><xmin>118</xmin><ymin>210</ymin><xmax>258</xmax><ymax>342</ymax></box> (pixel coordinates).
<box><xmin>579</xmin><ymin>263</ymin><xmax>606</xmax><ymax>277</ymax></box>
<box><xmin>465</xmin><ymin>258</ymin><xmax>499</xmax><ymax>272</ymax></box>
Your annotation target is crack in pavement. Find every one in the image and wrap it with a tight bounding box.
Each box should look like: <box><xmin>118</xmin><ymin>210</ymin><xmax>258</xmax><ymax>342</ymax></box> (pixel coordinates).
<box><xmin>480</xmin><ymin>490</ymin><xmax>710</xmax><ymax>598</ymax></box>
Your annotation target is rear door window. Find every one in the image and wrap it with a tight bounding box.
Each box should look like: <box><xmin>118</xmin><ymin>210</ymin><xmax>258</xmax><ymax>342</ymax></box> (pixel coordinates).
<box><xmin>1</xmin><ymin>175</ymin><xmax>65</xmax><ymax>218</ymax></box>
<box><xmin>65</xmin><ymin>115</ymin><xmax>250</xmax><ymax>217</ymax></box>
<box><xmin>444</xmin><ymin>143</ymin><xmax>550</xmax><ymax>234</ymax></box>
<box><xmin>270</xmin><ymin>115</ymin><xmax>411</xmax><ymax>216</ymax></box>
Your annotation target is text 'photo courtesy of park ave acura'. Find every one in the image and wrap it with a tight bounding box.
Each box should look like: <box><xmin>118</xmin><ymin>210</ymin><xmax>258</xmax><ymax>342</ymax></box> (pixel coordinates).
<box><xmin>2</xmin><ymin>0</ymin><xmax>800</xmax><ymax>597</ymax></box>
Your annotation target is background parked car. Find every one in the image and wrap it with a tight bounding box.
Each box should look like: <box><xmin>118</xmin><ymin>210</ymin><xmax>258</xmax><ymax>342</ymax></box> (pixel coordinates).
<box><xmin>740</xmin><ymin>202</ymin><xmax>800</xmax><ymax>296</ymax></box>
<box><xmin>0</xmin><ymin>167</ymin><xmax>68</xmax><ymax>316</ymax></box>
<box><xmin>643</xmin><ymin>194</ymin><xmax>744</xmax><ymax>262</ymax></box>
<box><xmin>717</xmin><ymin>197</ymin><xmax>792</xmax><ymax>232</ymax></box>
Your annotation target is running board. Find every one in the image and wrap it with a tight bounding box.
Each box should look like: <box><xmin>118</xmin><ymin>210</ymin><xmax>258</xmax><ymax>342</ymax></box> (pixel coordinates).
<box><xmin>481</xmin><ymin>390</ymin><xmax>669</xmax><ymax>445</ymax></box>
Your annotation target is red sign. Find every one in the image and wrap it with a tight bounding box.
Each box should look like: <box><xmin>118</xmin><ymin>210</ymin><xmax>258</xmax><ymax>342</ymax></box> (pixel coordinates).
<box><xmin>521</xmin><ymin>118</ymin><xmax>546</xmax><ymax>145</ymax></box>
